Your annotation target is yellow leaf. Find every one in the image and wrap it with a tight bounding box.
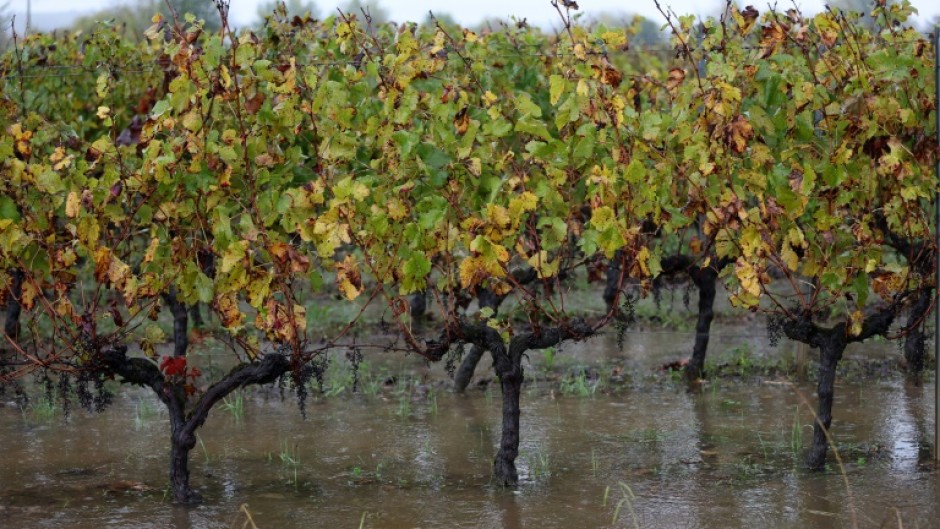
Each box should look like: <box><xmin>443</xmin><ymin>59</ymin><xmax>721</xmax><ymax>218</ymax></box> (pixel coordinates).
<box><xmin>387</xmin><ymin>198</ymin><xmax>409</xmax><ymax>220</ymax></box>
<box><xmin>781</xmin><ymin>245</ymin><xmax>799</xmax><ymax>272</ymax></box>
<box><xmin>122</xmin><ymin>275</ymin><xmax>139</xmax><ymax>306</ymax></box>
<box><xmin>55</xmin><ymin>297</ymin><xmax>76</xmax><ymax>319</ymax></box>
<box><xmin>849</xmin><ymin>310</ymin><xmax>863</xmax><ymax>337</ymax></box>
<box><xmin>215</xmin><ymin>292</ymin><xmax>244</xmax><ymax>329</ymax></box>
<box><xmin>734</xmin><ymin>259</ymin><xmax>762</xmax><ymax>300</ymax></box>
<box><xmin>336</xmin><ymin>254</ymin><xmax>363</xmax><ymax>300</ymax></box>
<box><xmin>65</xmin><ymin>191</ymin><xmax>80</xmax><ymax>218</ymax></box>
<box><xmin>872</xmin><ymin>271</ymin><xmax>906</xmax><ymax>301</ymax></box>
<box><xmin>637</xmin><ymin>247</ymin><xmax>651</xmax><ymax>277</ymax></box>
<box><xmin>508</xmin><ymin>191</ymin><xmax>538</xmax><ymax>221</ymax></box>
<box><xmin>220</xmin><ymin>241</ymin><xmax>248</xmax><ymax>274</ymax></box>
<box><xmin>577</xmin><ymin>79</ymin><xmax>589</xmax><ymax>97</ymax></box>
<box><xmin>527</xmin><ymin>250</ymin><xmax>560</xmax><ymax>279</ymax></box>
<box><xmin>486</xmin><ymin>204</ymin><xmax>511</xmax><ymax>229</ymax></box>
<box><xmin>488</xmin><ymin>278</ymin><xmax>512</xmax><ymax>296</ymax></box>
<box><xmin>573</xmin><ymin>43</ymin><xmax>586</xmax><ymax>60</ymax></box>
<box><xmin>50</xmin><ymin>147</ymin><xmax>72</xmax><ymax>171</ymax></box>
<box><xmin>467</xmin><ymin>157</ymin><xmax>482</xmax><ymax>176</ymax></box>
<box><xmin>108</xmin><ymin>255</ymin><xmax>131</xmax><ymax>288</ymax></box>
<box><xmin>459</xmin><ymin>256</ymin><xmax>485</xmax><ymax>289</ymax></box>
<box><xmin>143</xmin><ymin>237</ymin><xmax>159</xmax><ymax>263</ymax></box>
<box><xmin>94</xmin><ymin>246</ymin><xmax>112</xmax><ymax>283</ymax></box>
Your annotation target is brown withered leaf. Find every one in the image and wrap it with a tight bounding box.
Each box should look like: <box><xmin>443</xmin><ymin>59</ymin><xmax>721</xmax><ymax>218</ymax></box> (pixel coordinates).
<box><xmin>863</xmin><ymin>136</ymin><xmax>890</xmax><ymax>159</ymax></box>
<box><xmin>725</xmin><ymin>115</ymin><xmax>754</xmax><ymax>154</ymax></box>
<box><xmin>590</xmin><ymin>65</ymin><xmax>623</xmax><ymax>88</ymax></box>
<box><xmin>872</xmin><ymin>271</ymin><xmax>905</xmax><ymax>301</ymax></box>
<box><xmin>666</xmin><ymin>68</ymin><xmax>686</xmax><ymax>91</ymax></box>
<box><xmin>602</xmin><ymin>66</ymin><xmax>622</xmax><ymax>88</ymax></box>
<box><xmin>788</xmin><ymin>169</ymin><xmax>803</xmax><ymax>193</ymax></box>
<box><xmin>741</xmin><ymin>6</ymin><xmax>759</xmax><ymax>32</ymax></box>
<box><xmin>819</xmin><ymin>26</ymin><xmax>838</xmax><ymax>47</ymax></box>
<box><xmin>454</xmin><ymin>107</ymin><xmax>470</xmax><ymax>135</ymax></box>
<box><xmin>245</xmin><ymin>93</ymin><xmax>265</xmax><ymax>115</ymax></box>
<box><xmin>759</xmin><ymin>21</ymin><xmax>787</xmax><ymax>58</ymax></box>
<box><xmin>259</xmin><ymin>298</ymin><xmax>306</xmax><ymax>343</ymax></box>
<box><xmin>269</xmin><ymin>241</ymin><xmax>311</xmax><ymax>274</ymax></box>
<box><xmin>21</xmin><ymin>281</ymin><xmax>39</xmax><ymax>311</ymax></box>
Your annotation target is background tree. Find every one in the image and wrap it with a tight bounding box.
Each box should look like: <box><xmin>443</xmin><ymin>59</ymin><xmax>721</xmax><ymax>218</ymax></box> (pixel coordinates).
<box><xmin>0</xmin><ymin>1</ymin><xmax>11</xmax><ymax>51</ymax></box>
<box><xmin>72</xmin><ymin>0</ymin><xmax>221</xmax><ymax>35</ymax></box>
<box><xmin>339</xmin><ymin>0</ymin><xmax>388</xmax><ymax>24</ymax></box>
<box><xmin>255</xmin><ymin>0</ymin><xmax>320</xmax><ymax>25</ymax></box>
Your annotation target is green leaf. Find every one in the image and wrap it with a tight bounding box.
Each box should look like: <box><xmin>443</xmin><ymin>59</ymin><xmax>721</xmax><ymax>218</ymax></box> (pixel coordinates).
<box><xmin>150</xmin><ymin>100</ymin><xmax>171</xmax><ymax>118</ymax></box>
<box><xmin>515</xmin><ymin>94</ymin><xmax>543</xmax><ymax>117</ymax></box>
<box><xmin>400</xmin><ymin>252</ymin><xmax>431</xmax><ymax>294</ymax></box>
<box><xmin>549</xmin><ymin>75</ymin><xmax>565</xmax><ymax>106</ymax></box>
<box><xmin>36</xmin><ymin>170</ymin><xmax>64</xmax><ymax>194</ymax></box>
<box><xmin>0</xmin><ymin>196</ymin><xmax>20</xmax><ymax>221</ymax></box>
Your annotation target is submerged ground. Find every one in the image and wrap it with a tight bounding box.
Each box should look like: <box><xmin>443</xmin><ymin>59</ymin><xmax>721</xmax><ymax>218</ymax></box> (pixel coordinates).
<box><xmin>0</xmin><ymin>313</ymin><xmax>936</xmax><ymax>528</ymax></box>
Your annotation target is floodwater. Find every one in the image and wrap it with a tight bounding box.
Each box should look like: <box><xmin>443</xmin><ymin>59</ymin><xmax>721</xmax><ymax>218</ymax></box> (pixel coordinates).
<box><xmin>0</xmin><ymin>328</ymin><xmax>936</xmax><ymax>529</ymax></box>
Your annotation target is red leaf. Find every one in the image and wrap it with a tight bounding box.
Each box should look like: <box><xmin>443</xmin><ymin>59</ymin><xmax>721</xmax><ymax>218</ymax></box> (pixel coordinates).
<box><xmin>160</xmin><ymin>356</ymin><xmax>187</xmax><ymax>377</ymax></box>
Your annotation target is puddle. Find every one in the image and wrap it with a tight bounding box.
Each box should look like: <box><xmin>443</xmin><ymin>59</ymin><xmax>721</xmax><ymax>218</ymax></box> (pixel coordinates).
<box><xmin>0</xmin><ymin>329</ymin><xmax>936</xmax><ymax>528</ymax></box>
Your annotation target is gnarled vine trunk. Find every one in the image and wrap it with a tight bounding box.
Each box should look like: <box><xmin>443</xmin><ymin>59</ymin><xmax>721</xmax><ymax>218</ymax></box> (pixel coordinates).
<box><xmin>493</xmin><ymin>365</ymin><xmax>522</xmax><ymax>485</ymax></box>
<box><xmin>903</xmin><ymin>288</ymin><xmax>931</xmax><ymax>374</ymax></box>
<box><xmin>807</xmin><ymin>334</ymin><xmax>845</xmax><ymax>470</ymax></box>
<box><xmin>409</xmin><ymin>290</ymin><xmax>427</xmax><ymax>320</ymax></box>
<box><xmin>781</xmin><ymin>304</ymin><xmax>899</xmax><ymax>470</ymax></box>
<box><xmin>453</xmin><ymin>278</ymin><xmax>528</xmax><ymax>393</ymax></box>
<box><xmin>189</xmin><ymin>304</ymin><xmax>204</xmax><ymax>328</ymax></box>
<box><xmin>447</xmin><ymin>319</ymin><xmax>592</xmax><ymax>484</ymax></box>
<box><xmin>453</xmin><ymin>344</ymin><xmax>485</xmax><ymax>393</ymax></box>
<box><xmin>163</xmin><ymin>289</ymin><xmax>189</xmax><ymax>358</ymax></box>
<box><xmin>602</xmin><ymin>250</ymin><xmax>624</xmax><ymax>311</ymax></box>
<box><xmin>167</xmin><ymin>396</ymin><xmax>200</xmax><ymax>503</ymax></box>
<box><xmin>101</xmin><ymin>346</ymin><xmax>291</xmax><ymax>503</ymax></box>
<box><xmin>685</xmin><ymin>266</ymin><xmax>717</xmax><ymax>380</ymax></box>
<box><xmin>4</xmin><ymin>268</ymin><xmax>23</xmax><ymax>342</ymax></box>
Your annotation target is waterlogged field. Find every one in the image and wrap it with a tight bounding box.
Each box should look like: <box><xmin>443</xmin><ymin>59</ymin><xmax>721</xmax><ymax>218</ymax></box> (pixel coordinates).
<box><xmin>1</xmin><ymin>328</ymin><xmax>936</xmax><ymax>529</ymax></box>
<box><xmin>1</xmin><ymin>1</ymin><xmax>937</xmax><ymax>523</ymax></box>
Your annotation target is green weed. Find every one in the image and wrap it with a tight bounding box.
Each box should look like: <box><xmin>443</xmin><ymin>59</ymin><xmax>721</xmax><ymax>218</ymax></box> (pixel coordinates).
<box><xmin>541</xmin><ymin>347</ymin><xmax>557</xmax><ymax>372</ymax></box>
<box><xmin>24</xmin><ymin>392</ymin><xmax>58</xmax><ymax>421</ymax></box>
<box><xmin>523</xmin><ymin>445</ymin><xmax>551</xmax><ymax>479</ymax></box>
<box><xmin>220</xmin><ymin>392</ymin><xmax>245</xmax><ymax>422</ymax></box>
<box><xmin>790</xmin><ymin>405</ymin><xmax>804</xmax><ymax>455</ymax></box>
<box><xmin>396</xmin><ymin>396</ymin><xmax>412</xmax><ymax>418</ymax></box>
<box><xmin>559</xmin><ymin>370</ymin><xmax>600</xmax><ymax>397</ymax></box>
<box><xmin>197</xmin><ymin>434</ymin><xmax>210</xmax><ymax>463</ymax></box>
<box><xmin>611</xmin><ymin>481</ymin><xmax>640</xmax><ymax>528</ymax></box>
<box><xmin>134</xmin><ymin>398</ymin><xmax>158</xmax><ymax>430</ymax></box>
<box><xmin>278</xmin><ymin>440</ymin><xmax>301</xmax><ymax>488</ymax></box>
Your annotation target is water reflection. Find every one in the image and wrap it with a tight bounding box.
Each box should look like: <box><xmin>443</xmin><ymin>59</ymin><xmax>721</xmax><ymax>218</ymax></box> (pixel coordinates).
<box><xmin>171</xmin><ymin>506</ymin><xmax>194</xmax><ymax>529</ymax></box>
<box><xmin>0</xmin><ymin>367</ymin><xmax>937</xmax><ymax>528</ymax></box>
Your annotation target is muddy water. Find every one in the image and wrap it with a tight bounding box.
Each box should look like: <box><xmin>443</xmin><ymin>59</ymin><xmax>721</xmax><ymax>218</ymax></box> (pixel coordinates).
<box><xmin>0</xmin><ymin>332</ymin><xmax>936</xmax><ymax>528</ymax></box>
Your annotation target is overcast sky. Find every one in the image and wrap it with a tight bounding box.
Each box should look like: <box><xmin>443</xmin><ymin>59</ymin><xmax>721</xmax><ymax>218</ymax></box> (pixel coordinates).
<box><xmin>9</xmin><ymin>0</ymin><xmax>940</xmax><ymax>28</ymax></box>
